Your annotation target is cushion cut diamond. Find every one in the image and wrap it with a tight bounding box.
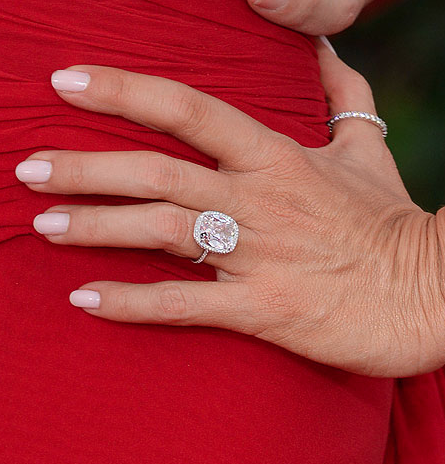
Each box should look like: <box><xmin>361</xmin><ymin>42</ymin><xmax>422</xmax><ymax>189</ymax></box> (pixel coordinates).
<box><xmin>193</xmin><ymin>211</ymin><xmax>238</xmax><ymax>254</ymax></box>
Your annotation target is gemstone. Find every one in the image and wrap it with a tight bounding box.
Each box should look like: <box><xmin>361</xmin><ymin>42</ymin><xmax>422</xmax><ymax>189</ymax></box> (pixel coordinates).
<box><xmin>193</xmin><ymin>211</ymin><xmax>238</xmax><ymax>254</ymax></box>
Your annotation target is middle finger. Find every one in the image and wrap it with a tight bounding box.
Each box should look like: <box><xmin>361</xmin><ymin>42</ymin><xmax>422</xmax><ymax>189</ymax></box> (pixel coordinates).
<box><xmin>16</xmin><ymin>150</ymin><xmax>240</xmax><ymax>216</ymax></box>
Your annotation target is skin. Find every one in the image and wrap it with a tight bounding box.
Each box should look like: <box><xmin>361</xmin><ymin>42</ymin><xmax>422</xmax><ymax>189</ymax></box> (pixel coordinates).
<box><xmin>248</xmin><ymin>0</ymin><xmax>375</xmax><ymax>35</ymax></box>
<box><xmin>17</xmin><ymin>39</ymin><xmax>445</xmax><ymax>378</ymax></box>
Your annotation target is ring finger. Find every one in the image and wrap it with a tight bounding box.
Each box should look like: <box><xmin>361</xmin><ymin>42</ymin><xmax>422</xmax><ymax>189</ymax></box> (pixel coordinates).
<box><xmin>34</xmin><ymin>202</ymin><xmax>255</xmax><ymax>274</ymax></box>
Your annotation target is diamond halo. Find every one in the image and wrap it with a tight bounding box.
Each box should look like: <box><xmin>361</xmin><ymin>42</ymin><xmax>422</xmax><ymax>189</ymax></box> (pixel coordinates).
<box><xmin>193</xmin><ymin>211</ymin><xmax>239</xmax><ymax>260</ymax></box>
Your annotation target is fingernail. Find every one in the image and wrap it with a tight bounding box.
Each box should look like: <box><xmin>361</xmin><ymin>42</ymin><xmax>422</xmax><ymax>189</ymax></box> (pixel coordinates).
<box><xmin>70</xmin><ymin>290</ymin><xmax>101</xmax><ymax>309</ymax></box>
<box><xmin>15</xmin><ymin>160</ymin><xmax>52</xmax><ymax>183</ymax></box>
<box><xmin>33</xmin><ymin>213</ymin><xmax>70</xmax><ymax>235</ymax></box>
<box><xmin>51</xmin><ymin>70</ymin><xmax>91</xmax><ymax>92</ymax></box>
<box><xmin>252</xmin><ymin>0</ymin><xmax>287</xmax><ymax>9</ymax></box>
<box><xmin>320</xmin><ymin>35</ymin><xmax>338</xmax><ymax>56</ymax></box>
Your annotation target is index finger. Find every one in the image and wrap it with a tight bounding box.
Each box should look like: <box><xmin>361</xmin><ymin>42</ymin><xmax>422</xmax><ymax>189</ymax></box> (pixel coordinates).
<box><xmin>51</xmin><ymin>65</ymin><xmax>288</xmax><ymax>172</ymax></box>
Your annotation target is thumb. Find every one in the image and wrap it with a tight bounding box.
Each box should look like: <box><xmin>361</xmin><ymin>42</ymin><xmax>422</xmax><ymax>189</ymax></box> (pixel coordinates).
<box><xmin>315</xmin><ymin>36</ymin><xmax>381</xmax><ymax>145</ymax></box>
<box><xmin>248</xmin><ymin>0</ymin><xmax>366</xmax><ymax>35</ymax></box>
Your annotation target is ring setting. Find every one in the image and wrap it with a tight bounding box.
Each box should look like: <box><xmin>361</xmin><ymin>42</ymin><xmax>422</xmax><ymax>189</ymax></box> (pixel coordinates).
<box><xmin>192</xmin><ymin>211</ymin><xmax>239</xmax><ymax>264</ymax></box>
<box><xmin>327</xmin><ymin>111</ymin><xmax>388</xmax><ymax>138</ymax></box>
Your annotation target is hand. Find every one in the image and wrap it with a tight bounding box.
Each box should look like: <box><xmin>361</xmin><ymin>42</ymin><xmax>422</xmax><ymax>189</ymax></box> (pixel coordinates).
<box><xmin>16</xmin><ymin>39</ymin><xmax>445</xmax><ymax>378</ymax></box>
<box><xmin>247</xmin><ymin>0</ymin><xmax>374</xmax><ymax>35</ymax></box>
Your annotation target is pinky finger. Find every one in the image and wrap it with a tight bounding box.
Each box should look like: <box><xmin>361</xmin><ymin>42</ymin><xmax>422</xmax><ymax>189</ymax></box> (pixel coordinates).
<box><xmin>69</xmin><ymin>280</ymin><xmax>259</xmax><ymax>334</ymax></box>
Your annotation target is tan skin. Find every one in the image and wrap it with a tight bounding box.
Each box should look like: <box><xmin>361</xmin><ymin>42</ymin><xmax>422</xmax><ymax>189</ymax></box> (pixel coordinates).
<box><xmin>248</xmin><ymin>0</ymin><xmax>375</xmax><ymax>35</ymax></box>
<box><xmin>16</xmin><ymin>39</ymin><xmax>445</xmax><ymax>378</ymax></box>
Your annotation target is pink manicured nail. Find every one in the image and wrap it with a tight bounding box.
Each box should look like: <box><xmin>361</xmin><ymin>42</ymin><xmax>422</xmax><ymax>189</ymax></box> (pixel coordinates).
<box><xmin>70</xmin><ymin>290</ymin><xmax>101</xmax><ymax>309</ymax></box>
<box><xmin>252</xmin><ymin>0</ymin><xmax>287</xmax><ymax>9</ymax></box>
<box><xmin>320</xmin><ymin>35</ymin><xmax>338</xmax><ymax>56</ymax></box>
<box><xmin>15</xmin><ymin>160</ymin><xmax>52</xmax><ymax>183</ymax></box>
<box><xmin>33</xmin><ymin>213</ymin><xmax>70</xmax><ymax>235</ymax></box>
<box><xmin>51</xmin><ymin>70</ymin><xmax>90</xmax><ymax>92</ymax></box>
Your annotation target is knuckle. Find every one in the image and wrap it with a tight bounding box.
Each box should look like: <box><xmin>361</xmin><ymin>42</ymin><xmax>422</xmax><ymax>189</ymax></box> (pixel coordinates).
<box><xmin>134</xmin><ymin>153</ymin><xmax>182</xmax><ymax>199</ymax></box>
<box><xmin>325</xmin><ymin>0</ymin><xmax>362</xmax><ymax>32</ymax></box>
<box><xmin>92</xmin><ymin>70</ymin><xmax>128</xmax><ymax>111</ymax></box>
<box><xmin>113</xmin><ymin>287</ymin><xmax>135</xmax><ymax>320</ymax></box>
<box><xmin>66</xmin><ymin>153</ymin><xmax>86</xmax><ymax>188</ymax></box>
<box><xmin>223</xmin><ymin>176</ymin><xmax>256</xmax><ymax>223</ymax></box>
<box><xmin>155</xmin><ymin>283</ymin><xmax>191</xmax><ymax>323</ymax></box>
<box><xmin>169</xmin><ymin>85</ymin><xmax>210</xmax><ymax>135</ymax></box>
<box><xmin>246</xmin><ymin>281</ymin><xmax>294</xmax><ymax>337</ymax></box>
<box><xmin>254</xmin><ymin>160</ymin><xmax>321</xmax><ymax>225</ymax></box>
<box><xmin>253</xmin><ymin>279</ymin><xmax>328</xmax><ymax>337</ymax></box>
<box><xmin>106</xmin><ymin>72</ymin><xmax>128</xmax><ymax>110</ymax></box>
<box><xmin>152</xmin><ymin>204</ymin><xmax>190</xmax><ymax>248</ymax></box>
<box><xmin>257</xmin><ymin>133</ymin><xmax>308</xmax><ymax>177</ymax></box>
<box><xmin>257</xmin><ymin>280</ymin><xmax>289</xmax><ymax>312</ymax></box>
<box><xmin>256</xmin><ymin>186</ymin><xmax>297</xmax><ymax>224</ymax></box>
<box><xmin>266</xmin><ymin>133</ymin><xmax>297</xmax><ymax>157</ymax></box>
<box><xmin>83</xmin><ymin>205</ymin><xmax>108</xmax><ymax>242</ymax></box>
<box><xmin>285</xmin><ymin>3</ymin><xmax>314</xmax><ymax>28</ymax></box>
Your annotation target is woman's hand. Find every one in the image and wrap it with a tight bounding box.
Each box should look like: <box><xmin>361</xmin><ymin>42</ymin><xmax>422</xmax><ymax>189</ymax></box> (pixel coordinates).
<box><xmin>16</xmin><ymin>39</ymin><xmax>445</xmax><ymax>378</ymax></box>
<box><xmin>247</xmin><ymin>0</ymin><xmax>374</xmax><ymax>35</ymax></box>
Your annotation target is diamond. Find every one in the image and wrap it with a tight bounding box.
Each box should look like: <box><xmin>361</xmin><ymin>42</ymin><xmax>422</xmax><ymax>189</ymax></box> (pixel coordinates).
<box><xmin>193</xmin><ymin>211</ymin><xmax>238</xmax><ymax>254</ymax></box>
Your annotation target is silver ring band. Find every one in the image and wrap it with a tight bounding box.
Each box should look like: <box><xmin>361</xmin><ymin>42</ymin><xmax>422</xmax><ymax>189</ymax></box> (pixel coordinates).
<box><xmin>191</xmin><ymin>249</ymin><xmax>209</xmax><ymax>264</ymax></box>
<box><xmin>327</xmin><ymin>112</ymin><xmax>388</xmax><ymax>138</ymax></box>
<box><xmin>191</xmin><ymin>211</ymin><xmax>239</xmax><ymax>264</ymax></box>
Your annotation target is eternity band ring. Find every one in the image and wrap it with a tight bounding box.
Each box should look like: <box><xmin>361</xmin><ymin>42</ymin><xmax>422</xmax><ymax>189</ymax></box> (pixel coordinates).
<box><xmin>191</xmin><ymin>211</ymin><xmax>239</xmax><ymax>264</ymax></box>
<box><xmin>327</xmin><ymin>112</ymin><xmax>388</xmax><ymax>138</ymax></box>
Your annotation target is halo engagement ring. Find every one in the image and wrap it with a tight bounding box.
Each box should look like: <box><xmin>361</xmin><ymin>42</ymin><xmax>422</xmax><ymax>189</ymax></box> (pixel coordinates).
<box><xmin>191</xmin><ymin>211</ymin><xmax>239</xmax><ymax>264</ymax></box>
<box><xmin>327</xmin><ymin>111</ymin><xmax>388</xmax><ymax>138</ymax></box>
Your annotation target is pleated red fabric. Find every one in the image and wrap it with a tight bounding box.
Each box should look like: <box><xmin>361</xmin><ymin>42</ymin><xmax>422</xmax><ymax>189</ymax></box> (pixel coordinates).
<box><xmin>0</xmin><ymin>1</ymin><xmax>443</xmax><ymax>462</ymax></box>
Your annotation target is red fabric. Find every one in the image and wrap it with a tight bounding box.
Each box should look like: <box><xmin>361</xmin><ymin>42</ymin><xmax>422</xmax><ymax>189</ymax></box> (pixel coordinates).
<box><xmin>0</xmin><ymin>1</ymin><xmax>443</xmax><ymax>462</ymax></box>
<box><xmin>384</xmin><ymin>371</ymin><xmax>445</xmax><ymax>463</ymax></box>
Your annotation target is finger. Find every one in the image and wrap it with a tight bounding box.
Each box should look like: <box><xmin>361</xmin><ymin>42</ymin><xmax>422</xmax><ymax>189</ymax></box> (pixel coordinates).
<box><xmin>69</xmin><ymin>280</ymin><xmax>263</xmax><ymax>335</ymax></box>
<box><xmin>34</xmin><ymin>202</ymin><xmax>254</xmax><ymax>274</ymax></box>
<box><xmin>50</xmin><ymin>66</ymin><xmax>289</xmax><ymax>172</ymax></box>
<box><xmin>248</xmin><ymin>0</ymin><xmax>366</xmax><ymax>36</ymax></box>
<box><xmin>315</xmin><ymin>36</ymin><xmax>386</xmax><ymax>149</ymax></box>
<box><xmin>17</xmin><ymin>150</ymin><xmax>238</xmax><ymax>214</ymax></box>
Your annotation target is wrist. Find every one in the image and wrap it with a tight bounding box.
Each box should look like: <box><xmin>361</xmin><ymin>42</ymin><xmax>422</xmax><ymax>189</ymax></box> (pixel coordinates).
<box><xmin>388</xmin><ymin>208</ymin><xmax>445</xmax><ymax>375</ymax></box>
<box><xmin>419</xmin><ymin>208</ymin><xmax>445</xmax><ymax>370</ymax></box>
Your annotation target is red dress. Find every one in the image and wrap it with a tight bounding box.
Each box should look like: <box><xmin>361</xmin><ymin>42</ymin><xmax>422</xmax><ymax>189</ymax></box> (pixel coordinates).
<box><xmin>0</xmin><ymin>1</ymin><xmax>443</xmax><ymax>462</ymax></box>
